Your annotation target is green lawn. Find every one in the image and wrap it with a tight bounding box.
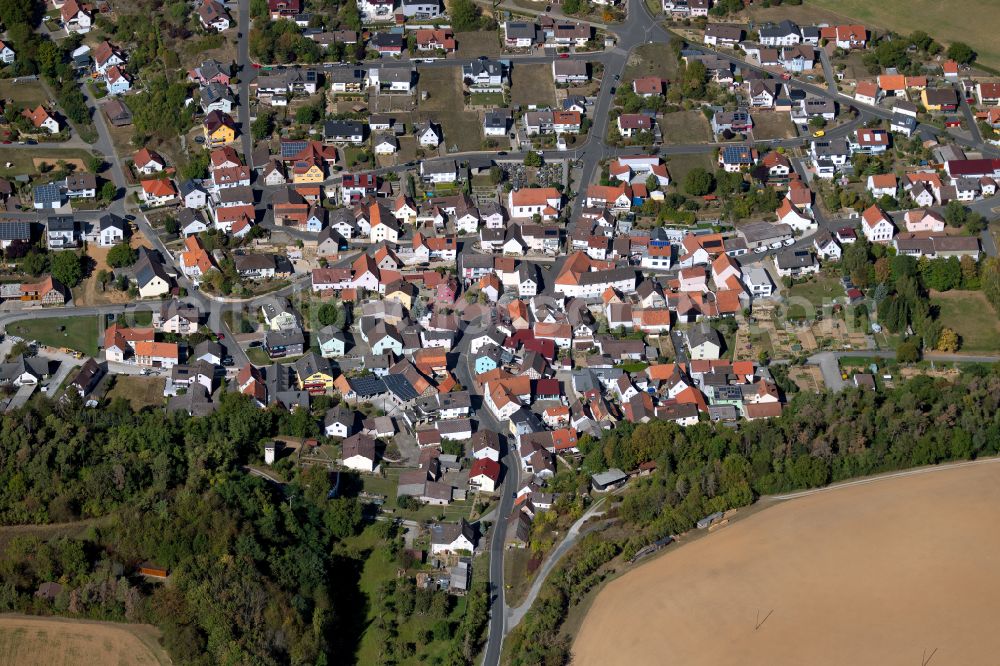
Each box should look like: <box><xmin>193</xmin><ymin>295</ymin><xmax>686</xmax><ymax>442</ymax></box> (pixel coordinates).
<box><xmin>785</xmin><ymin>273</ymin><xmax>845</xmax><ymax>310</ymax></box>
<box><xmin>469</xmin><ymin>92</ymin><xmax>504</xmax><ymax>107</ymax></box>
<box><xmin>665</xmin><ymin>152</ymin><xmax>714</xmax><ymax>190</ymax></box>
<box><xmin>0</xmin><ymin>148</ymin><xmax>97</xmax><ymax>178</ymax></box>
<box><xmin>9</xmin><ymin>316</ymin><xmax>100</xmax><ymax>357</ymax></box>
<box><xmin>0</xmin><ymin>80</ymin><xmax>49</xmax><ymax>108</ymax></box>
<box><xmin>930</xmin><ymin>290</ymin><xmax>1000</xmax><ymax>353</ymax></box>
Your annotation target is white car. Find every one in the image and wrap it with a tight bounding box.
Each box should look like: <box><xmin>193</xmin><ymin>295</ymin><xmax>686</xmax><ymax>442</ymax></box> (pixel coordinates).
<box><xmin>769</xmin><ymin>241</ymin><xmax>783</xmax><ymax>249</ymax></box>
<box><xmin>783</xmin><ymin>238</ymin><xmax>795</xmax><ymax>246</ymax></box>
<box><xmin>754</xmin><ymin>246</ymin><xmax>767</xmax><ymax>254</ymax></box>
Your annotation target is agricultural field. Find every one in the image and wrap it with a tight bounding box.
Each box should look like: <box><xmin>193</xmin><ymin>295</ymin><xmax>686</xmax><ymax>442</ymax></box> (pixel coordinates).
<box><xmin>0</xmin><ymin>615</ymin><xmax>170</xmax><ymax>666</ymax></box>
<box><xmin>509</xmin><ymin>64</ymin><xmax>556</xmax><ymax>108</ymax></box>
<box><xmin>574</xmin><ymin>460</ymin><xmax>1000</xmax><ymax>665</ymax></box>
<box><xmin>8</xmin><ymin>317</ymin><xmax>101</xmax><ymax>357</ymax></box>
<box><xmin>929</xmin><ymin>290</ymin><xmax>1000</xmax><ymax>353</ymax></box>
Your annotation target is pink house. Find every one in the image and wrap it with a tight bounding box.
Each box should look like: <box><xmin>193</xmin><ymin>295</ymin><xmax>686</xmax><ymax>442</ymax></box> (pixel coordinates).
<box><xmin>436</xmin><ymin>279</ymin><xmax>458</xmax><ymax>303</ymax></box>
<box><xmin>678</xmin><ymin>267</ymin><xmax>707</xmax><ymax>293</ymax></box>
<box><xmin>903</xmin><ymin>209</ymin><xmax>945</xmax><ymax>233</ymax></box>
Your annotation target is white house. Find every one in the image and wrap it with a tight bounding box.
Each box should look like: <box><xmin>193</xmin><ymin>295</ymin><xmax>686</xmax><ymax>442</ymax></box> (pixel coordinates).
<box><xmin>775</xmin><ymin>199</ymin><xmax>815</xmax><ymax>233</ymax></box>
<box><xmin>861</xmin><ymin>204</ymin><xmax>895</xmax><ymax>243</ymax></box>
<box><xmin>416</xmin><ymin>122</ymin><xmax>440</xmax><ymax>148</ymax></box>
<box><xmin>507</xmin><ymin>187</ymin><xmax>562</xmax><ymax>220</ymax></box>
<box><xmin>430</xmin><ymin>520</ymin><xmax>476</xmax><ymax>555</ymax></box>
<box><xmin>341</xmin><ymin>434</ymin><xmax>377</xmax><ymax>472</ymax></box>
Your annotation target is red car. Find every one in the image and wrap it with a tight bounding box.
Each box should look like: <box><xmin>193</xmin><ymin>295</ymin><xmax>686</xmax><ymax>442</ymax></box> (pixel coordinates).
<box><xmin>217</xmin><ymin>332</ymin><xmax>225</xmax><ymax>340</ymax></box>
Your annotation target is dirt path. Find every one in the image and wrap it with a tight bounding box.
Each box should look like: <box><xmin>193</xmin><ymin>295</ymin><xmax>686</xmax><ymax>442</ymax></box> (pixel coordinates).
<box><xmin>573</xmin><ymin>459</ymin><xmax>1000</xmax><ymax>665</ymax></box>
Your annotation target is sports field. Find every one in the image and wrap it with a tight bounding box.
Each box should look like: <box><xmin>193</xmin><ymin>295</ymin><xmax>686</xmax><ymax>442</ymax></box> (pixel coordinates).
<box><xmin>0</xmin><ymin>615</ymin><xmax>169</xmax><ymax>665</ymax></box>
<box><xmin>573</xmin><ymin>460</ymin><xmax>1000</xmax><ymax>665</ymax></box>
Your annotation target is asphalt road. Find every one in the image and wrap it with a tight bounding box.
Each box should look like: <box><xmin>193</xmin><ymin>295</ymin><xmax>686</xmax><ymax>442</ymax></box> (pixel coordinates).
<box><xmin>451</xmin><ymin>328</ymin><xmax>520</xmax><ymax>666</ymax></box>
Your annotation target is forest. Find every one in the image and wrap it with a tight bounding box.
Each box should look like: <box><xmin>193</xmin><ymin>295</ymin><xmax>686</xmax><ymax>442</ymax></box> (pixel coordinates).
<box><xmin>0</xmin><ymin>392</ymin><xmax>485</xmax><ymax>665</ymax></box>
<box><xmin>504</xmin><ymin>365</ymin><xmax>1000</xmax><ymax>665</ymax></box>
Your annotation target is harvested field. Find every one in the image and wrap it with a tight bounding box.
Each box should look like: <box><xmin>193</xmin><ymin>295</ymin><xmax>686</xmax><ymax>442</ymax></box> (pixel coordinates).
<box><xmin>574</xmin><ymin>460</ymin><xmax>1000</xmax><ymax>666</ymax></box>
<box><xmin>0</xmin><ymin>614</ymin><xmax>169</xmax><ymax>665</ymax></box>
<box><xmin>32</xmin><ymin>157</ymin><xmax>87</xmax><ymax>172</ymax></box>
<box><xmin>510</xmin><ymin>64</ymin><xmax>555</xmax><ymax>107</ymax></box>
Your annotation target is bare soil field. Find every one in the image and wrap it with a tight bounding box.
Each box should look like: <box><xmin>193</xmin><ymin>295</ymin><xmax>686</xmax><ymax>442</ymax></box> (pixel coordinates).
<box><xmin>573</xmin><ymin>460</ymin><xmax>1000</xmax><ymax>666</ymax></box>
<box><xmin>0</xmin><ymin>614</ymin><xmax>170</xmax><ymax>665</ymax></box>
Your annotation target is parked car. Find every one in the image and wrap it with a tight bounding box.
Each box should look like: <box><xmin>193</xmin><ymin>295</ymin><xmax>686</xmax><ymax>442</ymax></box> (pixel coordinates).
<box><xmin>754</xmin><ymin>246</ymin><xmax>767</xmax><ymax>254</ymax></box>
<box><xmin>769</xmin><ymin>241</ymin><xmax>783</xmax><ymax>249</ymax></box>
<box><xmin>783</xmin><ymin>238</ymin><xmax>795</xmax><ymax>246</ymax></box>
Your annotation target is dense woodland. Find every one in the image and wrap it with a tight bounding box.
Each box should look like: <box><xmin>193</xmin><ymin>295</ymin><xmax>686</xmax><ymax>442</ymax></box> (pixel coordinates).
<box><xmin>505</xmin><ymin>366</ymin><xmax>1000</xmax><ymax>665</ymax></box>
<box><xmin>0</xmin><ymin>393</ymin><xmax>486</xmax><ymax>665</ymax></box>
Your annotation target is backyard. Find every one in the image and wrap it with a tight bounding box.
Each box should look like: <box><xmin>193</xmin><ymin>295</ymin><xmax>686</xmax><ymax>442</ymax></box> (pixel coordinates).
<box><xmin>362</xmin><ymin>467</ymin><xmax>478</xmax><ymax>523</ymax></box>
<box><xmin>930</xmin><ymin>290</ymin><xmax>1000</xmax><ymax>353</ymax></box>
<box><xmin>340</xmin><ymin>523</ymin><xmax>474</xmax><ymax>666</ymax></box>
<box><xmin>9</xmin><ymin>316</ymin><xmax>101</xmax><ymax>357</ymax></box>
<box><xmin>784</xmin><ymin>271</ymin><xmax>846</xmax><ymax>313</ymax></box>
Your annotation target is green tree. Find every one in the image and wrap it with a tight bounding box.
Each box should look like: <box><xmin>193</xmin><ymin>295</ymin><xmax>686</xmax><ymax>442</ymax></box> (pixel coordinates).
<box><xmin>450</xmin><ymin>0</ymin><xmax>483</xmax><ymax>31</ymax></box>
<box><xmin>106</xmin><ymin>243</ymin><xmax>138</xmax><ymax>268</ymax></box>
<box><xmin>100</xmin><ymin>181</ymin><xmax>116</xmax><ymax>201</ymax></box>
<box><xmin>946</xmin><ymin>41</ymin><xmax>976</xmax><ymax>64</ymax></box>
<box><xmin>50</xmin><ymin>251</ymin><xmax>83</xmax><ymax>288</ymax></box>
<box><xmin>683</xmin><ymin>167</ymin><xmax>714</xmax><ymax>196</ymax></box>
<box><xmin>316</xmin><ymin>302</ymin><xmax>339</xmax><ymax>327</ymax></box>
<box><xmin>251</xmin><ymin>110</ymin><xmax>275</xmax><ymax>141</ymax></box>
<box><xmin>21</xmin><ymin>252</ymin><xmax>48</xmax><ymax>277</ymax></box>
<box><xmin>523</xmin><ymin>151</ymin><xmax>543</xmax><ymax>167</ymax></box>
<box><xmin>896</xmin><ymin>339</ymin><xmax>921</xmax><ymax>363</ymax></box>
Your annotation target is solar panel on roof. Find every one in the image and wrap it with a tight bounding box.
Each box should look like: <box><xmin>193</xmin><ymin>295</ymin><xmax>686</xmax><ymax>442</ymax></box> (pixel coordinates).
<box><xmin>349</xmin><ymin>374</ymin><xmax>386</xmax><ymax>397</ymax></box>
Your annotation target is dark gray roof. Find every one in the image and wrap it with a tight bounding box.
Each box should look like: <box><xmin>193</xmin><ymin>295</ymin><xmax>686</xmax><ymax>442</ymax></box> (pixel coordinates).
<box><xmin>382</xmin><ymin>373</ymin><xmax>418</xmax><ymax>402</ymax></box>
<box><xmin>34</xmin><ymin>184</ymin><xmax>63</xmax><ymax>204</ymax></box>
<box><xmin>0</xmin><ymin>221</ymin><xmax>30</xmax><ymax>241</ymax></box>
<box><xmin>348</xmin><ymin>373</ymin><xmax>387</xmax><ymax>397</ymax></box>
